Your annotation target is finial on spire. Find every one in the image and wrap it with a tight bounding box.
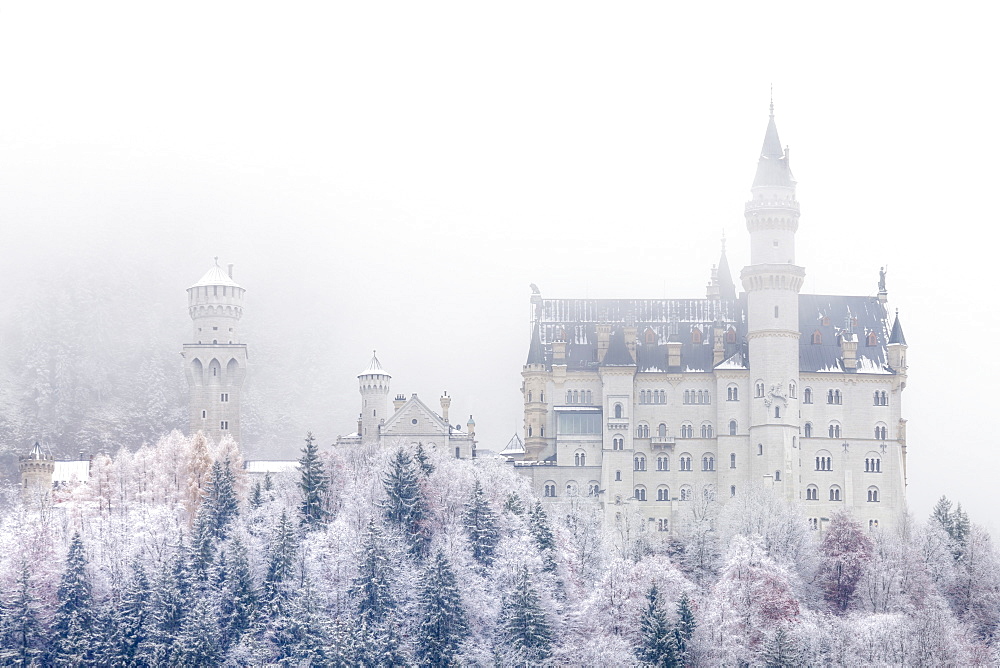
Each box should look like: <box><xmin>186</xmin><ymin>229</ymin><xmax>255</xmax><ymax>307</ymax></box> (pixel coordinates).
<box><xmin>769</xmin><ymin>84</ymin><xmax>774</xmax><ymax>117</ymax></box>
<box><xmin>721</xmin><ymin>229</ymin><xmax>727</xmax><ymax>252</ymax></box>
<box><xmin>214</xmin><ymin>256</ymin><xmax>219</xmax><ymax>266</ymax></box>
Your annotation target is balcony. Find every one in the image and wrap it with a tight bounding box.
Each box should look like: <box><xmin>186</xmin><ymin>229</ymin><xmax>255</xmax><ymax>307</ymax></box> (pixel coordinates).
<box><xmin>606</xmin><ymin>418</ymin><xmax>629</xmax><ymax>431</ymax></box>
<box><xmin>651</xmin><ymin>436</ymin><xmax>675</xmax><ymax>450</ymax></box>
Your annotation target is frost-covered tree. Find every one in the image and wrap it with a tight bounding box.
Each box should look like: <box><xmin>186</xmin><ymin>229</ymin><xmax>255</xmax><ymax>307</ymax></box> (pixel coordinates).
<box><xmin>107</xmin><ymin>559</ymin><xmax>153</xmax><ymax>666</ymax></box>
<box><xmin>635</xmin><ymin>585</ymin><xmax>676</xmax><ymax>666</ymax></box>
<box><xmin>501</xmin><ymin>567</ymin><xmax>552</xmax><ymax>663</ymax></box>
<box><xmin>171</xmin><ymin>594</ymin><xmax>221</xmax><ymax>665</ymax></box>
<box><xmin>0</xmin><ymin>561</ymin><xmax>42</xmax><ymax>665</ymax></box>
<box><xmin>759</xmin><ymin>624</ymin><xmax>802</xmax><ymax>667</ymax></box>
<box><xmin>414</xmin><ymin>441</ymin><xmax>435</xmax><ymax>476</ymax></box>
<box><xmin>818</xmin><ymin>511</ymin><xmax>873</xmax><ymax>612</ymax></box>
<box><xmin>415</xmin><ymin>550</ymin><xmax>468</xmax><ymax>667</ymax></box>
<box><xmin>148</xmin><ymin>540</ymin><xmax>195</xmax><ymax>664</ymax></box>
<box><xmin>383</xmin><ymin>447</ymin><xmax>430</xmax><ymax>557</ymax></box>
<box><xmin>351</xmin><ymin>519</ymin><xmax>396</xmax><ymax>621</ymax></box>
<box><xmin>298</xmin><ymin>432</ymin><xmax>329</xmax><ymax>528</ymax></box>
<box><xmin>49</xmin><ymin>532</ymin><xmax>97</xmax><ymax>666</ymax></box>
<box><xmin>463</xmin><ymin>479</ymin><xmax>500</xmax><ymax>566</ymax></box>
<box><xmin>263</xmin><ymin>511</ymin><xmax>298</xmax><ymax>613</ymax></box>
<box><xmin>528</xmin><ymin>500</ymin><xmax>557</xmax><ymax>573</ymax></box>
<box><xmin>673</xmin><ymin>592</ymin><xmax>696</xmax><ymax>664</ymax></box>
<box><xmin>219</xmin><ymin>537</ymin><xmax>257</xmax><ymax>650</ymax></box>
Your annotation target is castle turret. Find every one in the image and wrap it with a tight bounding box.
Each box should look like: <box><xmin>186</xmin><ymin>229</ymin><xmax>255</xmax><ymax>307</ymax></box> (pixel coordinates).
<box><xmin>19</xmin><ymin>442</ymin><xmax>54</xmax><ymax>499</ymax></box>
<box><xmin>522</xmin><ymin>323</ymin><xmax>549</xmax><ymax>461</ymax></box>
<box><xmin>359</xmin><ymin>351</ymin><xmax>391</xmax><ymax>442</ymax></box>
<box><xmin>740</xmin><ymin>101</ymin><xmax>805</xmax><ymax>501</ymax></box>
<box><xmin>182</xmin><ymin>259</ymin><xmax>248</xmax><ymax>444</ymax></box>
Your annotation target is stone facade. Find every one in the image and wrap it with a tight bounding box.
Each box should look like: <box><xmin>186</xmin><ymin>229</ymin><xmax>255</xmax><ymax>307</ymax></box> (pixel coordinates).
<box><xmin>512</xmin><ymin>108</ymin><xmax>908</xmax><ymax>534</ymax></box>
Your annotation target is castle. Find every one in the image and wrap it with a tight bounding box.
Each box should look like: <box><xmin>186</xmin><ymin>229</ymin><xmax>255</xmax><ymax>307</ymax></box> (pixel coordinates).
<box><xmin>509</xmin><ymin>105</ymin><xmax>908</xmax><ymax>533</ymax></box>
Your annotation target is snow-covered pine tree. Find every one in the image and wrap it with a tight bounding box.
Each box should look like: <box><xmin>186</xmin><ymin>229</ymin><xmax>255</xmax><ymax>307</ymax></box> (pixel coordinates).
<box><xmin>759</xmin><ymin>625</ymin><xmax>802</xmax><ymax>667</ymax></box>
<box><xmin>298</xmin><ymin>432</ymin><xmax>329</xmax><ymax>528</ymax></box>
<box><xmin>351</xmin><ymin>518</ymin><xmax>396</xmax><ymax>621</ymax></box>
<box><xmin>501</xmin><ymin>566</ymin><xmax>552</xmax><ymax>663</ymax></box>
<box><xmin>170</xmin><ymin>593</ymin><xmax>221</xmax><ymax>665</ymax></box>
<box><xmin>263</xmin><ymin>510</ymin><xmax>298</xmax><ymax>615</ymax></box>
<box><xmin>673</xmin><ymin>592</ymin><xmax>696</xmax><ymax>665</ymax></box>
<box><xmin>528</xmin><ymin>500</ymin><xmax>557</xmax><ymax>573</ymax></box>
<box><xmin>463</xmin><ymin>479</ymin><xmax>500</xmax><ymax>566</ymax></box>
<box><xmin>0</xmin><ymin>561</ymin><xmax>42</xmax><ymax>666</ymax></box>
<box><xmin>414</xmin><ymin>441</ymin><xmax>435</xmax><ymax>475</ymax></box>
<box><xmin>147</xmin><ymin>538</ymin><xmax>194</xmax><ymax>664</ymax></box>
<box><xmin>219</xmin><ymin>537</ymin><xmax>258</xmax><ymax>650</ymax></box>
<box><xmin>107</xmin><ymin>559</ymin><xmax>153</xmax><ymax>666</ymax></box>
<box><xmin>415</xmin><ymin>550</ymin><xmax>468</xmax><ymax>667</ymax></box>
<box><xmin>49</xmin><ymin>533</ymin><xmax>96</xmax><ymax>666</ymax></box>
<box><xmin>635</xmin><ymin>584</ymin><xmax>677</xmax><ymax>667</ymax></box>
<box><xmin>382</xmin><ymin>446</ymin><xmax>430</xmax><ymax>557</ymax></box>
<box><xmin>504</xmin><ymin>491</ymin><xmax>526</xmax><ymax>516</ymax></box>
<box><xmin>249</xmin><ymin>479</ymin><xmax>264</xmax><ymax>509</ymax></box>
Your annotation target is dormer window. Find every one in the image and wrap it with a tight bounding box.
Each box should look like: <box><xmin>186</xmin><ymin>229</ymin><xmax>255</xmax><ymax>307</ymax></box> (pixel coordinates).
<box><xmin>867</xmin><ymin>332</ymin><xmax>878</xmax><ymax>346</ymax></box>
<box><xmin>726</xmin><ymin>327</ymin><xmax>737</xmax><ymax>344</ymax></box>
<box><xmin>644</xmin><ymin>328</ymin><xmax>656</xmax><ymax>344</ymax></box>
<box><xmin>691</xmin><ymin>328</ymin><xmax>703</xmax><ymax>344</ymax></box>
<box><xmin>812</xmin><ymin>330</ymin><xmax>823</xmax><ymax>345</ymax></box>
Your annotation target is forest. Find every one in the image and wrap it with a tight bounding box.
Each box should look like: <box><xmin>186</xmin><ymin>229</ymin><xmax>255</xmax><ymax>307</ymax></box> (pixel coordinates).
<box><xmin>0</xmin><ymin>431</ymin><xmax>997</xmax><ymax>666</ymax></box>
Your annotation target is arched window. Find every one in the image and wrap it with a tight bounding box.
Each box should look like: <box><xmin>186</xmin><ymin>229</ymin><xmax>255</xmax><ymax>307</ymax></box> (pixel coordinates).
<box><xmin>658</xmin><ymin>390</ymin><xmax>665</xmax><ymax>404</ymax></box>
<box><xmin>830</xmin><ymin>486</ymin><xmax>842</xmax><ymax>501</ymax></box>
<box><xmin>634</xmin><ymin>455</ymin><xmax>646</xmax><ymax>471</ymax></box>
<box><xmin>634</xmin><ymin>487</ymin><xmax>646</xmax><ymax>502</ymax></box>
<box><xmin>815</xmin><ymin>450</ymin><xmax>832</xmax><ymax>471</ymax></box>
<box><xmin>588</xmin><ymin>482</ymin><xmax>600</xmax><ymax>497</ymax></box>
<box><xmin>614</xmin><ymin>403</ymin><xmax>623</xmax><ymax>419</ymax></box>
<box><xmin>757</xmin><ymin>443</ymin><xmax>763</xmax><ymax>456</ymax></box>
<box><xmin>573</xmin><ymin>390</ymin><xmax>579</xmax><ymax>403</ymax></box>
<box><xmin>574</xmin><ymin>450</ymin><xmax>586</xmax><ymax>467</ymax></box>
<box><xmin>804</xmin><ymin>422</ymin><xmax>813</xmax><ymax>438</ymax></box>
<box><xmin>641</xmin><ymin>423</ymin><xmax>650</xmax><ymax>438</ymax></box>
<box><xmin>566</xmin><ymin>390</ymin><xmax>573</xmax><ymax>403</ymax></box>
<box><xmin>804</xmin><ymin>387</ymin><xmax>813</xmax><ymax>404</ymax></box>
<box><xmin>774</xmin><ymin>470</ymin><xmax>782</xmax><ymax>481</ymax></box>
<box><xmin>658</xmin><ymin>423</ymin><xmax>667</xmax><ymax>439</ymax></box>
<box><xmin>775</xmin><ymin>406</ymin><xmax>781</xmax><ymax>419</ymax></box>
<box><xmin>730</xmin><ymin>453</ymin><xmax>736</xmax><ymax>468</ymax></box>
<box><xmin>729</xmin><ymin>420</ymin><xmax>738</xmax><ymax>436</ymax></box>
<box><xmin>829</xmin><ymin>422</ymin><xmax>841</xmax><ymax>438</ymax></box>
<box><xmin>789</xmin><ymin>382</ymin><xmax>796</xmax><ymax>398</ymax></box>
<box><xmin>680</xmin><ymin>454</ymin><xmax>692</xmax><ymax>471</ymax></box>
<box><xmin>612</xmin><ymin>436</ymin><xmax>624</xmax><ymax>451</ymax></box>
<box><xmin>586</xmin><ymin>390</ymin><xmax>592</xmax><ymax>404</ymax></box>
<box><xmin>730</xmin><ymin>485</ymin><xmax>736</xmax><ymax>497</ymax></box>
<box><xmin>702</xmin><ymin>455</ymin><xmax>715</xmax><ymax>471</ymax></box>
<box><xmin>827</xmin><ymin>389</ymin><xmax>834</xmax><ymax>404</ymax></box>
<box><xmin>726</xmin><ymin>327</ymin><xmax>737</xmax><ymax>343</ymax></box>
<box><xmin>680</xmin><ymin>486</ymin><xmax>692</xmax><ymax>501</ymax></box>
<box><xmin>727</xmin><ymin>384</ymin><xmax>739</xmax><ymax>401</ymax></box>
<box><xmin>615</xmin><ymin>470</ymin><xmax>622</xmax><ymax>481</ymax></box>
<box><xmin>865</xmin><ymin>453</ymin><xmax>882</xmax><ymax>473</ymax></box>
<box><xmin>683</xmin><ymin>390</ymin><xmax>691</xmax><ymax>404</ymax></box>
<box><xmin>566</xmin><ymin>481</ymin><xmax>578</xmax><ymax>496</ymax></box>
<box><xmin>691</xmin><ymin>328</ymin><xmax>702</xmax><ymax>344</ymax></box>
<box><xmin>874</xmin><ymin>423</ymin><xmax>888</xmax><ymax>440</ymax></box>
<box><xmin>812</xmin><ymin>330</ymin><xmax>823</xmax><ymax>344</ymax></box>
<box><xmin>867</xmin><ymin>486</ymin><xmax>880</xmax><ymax>503</ymax></box>
<box><xmin>543</xmin><ymin>482</ymin><xmax>556</xmax><ymax>497</ymax></box>
<box><xmin>755</xmin><ymin>381</ymin><xmax>765</xmax><ymax>398</ymax></box>
<box><xmin>657</xmin><ymin>486</ymin><xmax>670</xmax><ymax>501</ymax></box>
<box><xmin>867</xmin><ymin>332</ymin><xmax>878</xmax><ymax>346</ymax></box>
<box><xmin>806</xmin><ymin>485</ymin><xmax>818</xmax><ymax>500</ymax></box>
<box><xmin>657</xmin><ymin>455</ymin><xmax>669</xmax><ymax>471</ymax></box>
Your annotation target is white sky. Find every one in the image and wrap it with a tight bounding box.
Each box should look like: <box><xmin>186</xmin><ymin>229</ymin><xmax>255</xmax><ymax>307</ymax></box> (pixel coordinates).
<box><xmin>1</xmin><ymin>2</ymin><xmax>997</xmax><ymax>531</ymax></box>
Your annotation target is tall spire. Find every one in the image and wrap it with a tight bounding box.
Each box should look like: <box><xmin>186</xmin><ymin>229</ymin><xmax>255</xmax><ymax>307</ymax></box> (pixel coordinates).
<box><xmin>753</xmin><ymin>95</ymin><xmax>795</xmax><ymax>189</ymax></box>
<box><xmin>525</xmin><ymin>323</ymin><xmax>545</xmax><ymax>366</ymax></box>
<box><xmin>717</xmin><ymin>232</ymin><xmax>736</xmax><ymax>301</ymax></box>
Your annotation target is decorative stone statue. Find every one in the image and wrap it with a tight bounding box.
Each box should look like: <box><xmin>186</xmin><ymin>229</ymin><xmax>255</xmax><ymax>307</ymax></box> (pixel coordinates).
<box><xmin>878</xmin><ymin>267</ymin><xmax>886</xmax><ymax>292</ymax></box>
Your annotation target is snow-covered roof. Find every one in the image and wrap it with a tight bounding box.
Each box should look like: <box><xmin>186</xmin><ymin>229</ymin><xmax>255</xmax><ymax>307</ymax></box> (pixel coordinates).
<box><xmin>53</xmin><ymin>461</ymin><xmax>90</xmax><ymax>484</ymax></box>
<box><xmin>500</xmin><ymin>433</ymin><xmax>525</xmax><ymax>455</ymax></box>
<box><xmin>359</xmin><ymin>351</ymin><xmax>389</xmax><ymax>377</ymax></box>
<box><xmin>243</xmin><ymin>460</ymin><xmax>299</xmax><ymax>474</ymax></box>
<box><xmin>189</xmin><ymin>263</ymin><xmax>242</xmax><ymax>290</ymax></box>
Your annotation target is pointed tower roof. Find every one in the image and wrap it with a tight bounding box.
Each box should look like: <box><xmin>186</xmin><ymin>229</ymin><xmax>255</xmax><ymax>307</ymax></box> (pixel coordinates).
<box><xmin>718</xmin><ymin>234</ymin><xmax>737</xmax><ymax>301</ymax></box>
<box><xmin>28</xmin><ymin>442</ymin><xmax>45</xmax><ymax>459</ymax></box>
<box><xmin>189</xmin><ymin>258</ymin><xmax>242</xmax><ymax>289</ymax></box>
<box><xmin>601</xmin><ymin>329</ymin><xmax>636</xmax><ymax>366</ymax></box>
<box><xmin>752</xmin><ymin>100</ymin><xmax>796</xmax><ymax>189</ymax></box>
<box><xmin>888</xmin><ymin>312</ymin><xmax>907</xmax><ymax>345</ymax></box>
<box><xmin>359</xmin><ymin>351</ymin><xmax>390</xmax><ymax>377</ymax></box>
<box><xmin>525</xmin><ymin>323</ymin><xmax>546</xmax><ymax>366</ymax></box>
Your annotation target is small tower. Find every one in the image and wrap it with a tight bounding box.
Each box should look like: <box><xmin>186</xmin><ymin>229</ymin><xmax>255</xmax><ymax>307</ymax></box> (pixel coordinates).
<box><xmin>522</xmin><ymin>323</ymin><xmax>549</xmax><ymax>461</ymax></box>
<box><xmin>19</xmin><ymin>442</ymin><xmax>54</xmax><ymax>499</ymax></box>
<box><xmin>359</xmin><ymin>351</ymin><xmax>391</xmax><ymax>442</ymax></box>
<box><xmin>182</xmin><ymin>259</ymin><xmax>248</xmax><ymax>444</ymax></box>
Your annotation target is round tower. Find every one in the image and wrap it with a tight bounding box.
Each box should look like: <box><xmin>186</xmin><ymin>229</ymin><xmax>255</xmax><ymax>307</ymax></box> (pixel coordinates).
<box><xmin>741</xmin><ymin>101</ymin><xmax>805</xmax><ymax>501</ymax></box>
<box><xmin>19</xmin><ymin>442</ymin><xmax>54</xmax><ymax>498</ymax></box>
<box><xmin>183</xmin><ymin>259</ymin><xmax>248</xmax><ymax>444</ymax></box>
<box><xmin>522</xmin><ymin>323</ymin><xmax>549</xmax><ymax>461</ymax></box>
<box><xmin>359</xmin><ymin>351</ymin><xmax>391</xmax><ymax>442</ymax></box>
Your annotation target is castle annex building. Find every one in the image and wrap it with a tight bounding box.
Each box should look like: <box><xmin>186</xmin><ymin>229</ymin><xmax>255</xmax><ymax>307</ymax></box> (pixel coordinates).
<box><xmin>513</xmin><ymin>107</ymin><xmax>908</xmax><ymax>532</ymax></box>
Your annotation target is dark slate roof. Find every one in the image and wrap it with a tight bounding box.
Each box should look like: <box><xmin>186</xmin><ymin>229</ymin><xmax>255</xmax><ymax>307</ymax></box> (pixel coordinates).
<box><xmin>752</xmin><ymin>113</ymin><xmax>796</xmax><ymax>189</ymax></box>
<box><xmin>601</xmin><ymin>328</ymin><xmax>636</xmax><ymax>366</ymax></box>
<box><xmin>718</xmin><ymin>247</ymin><xmax>736</xmax><ymax>301</ymax></box>
<box><xmin>525</xmin><ymin>323</ymin><xmax>545</xmax><ymax>365</ymax></box>
<box><xmin>889</xmin><ymin>314</ymin><xmax>907</xmax><ymax>345</ymax></box>
<box><xmin>527</xmin><ymin>294</ymin><xmax>894</xmax><ymax>375</ymax></box>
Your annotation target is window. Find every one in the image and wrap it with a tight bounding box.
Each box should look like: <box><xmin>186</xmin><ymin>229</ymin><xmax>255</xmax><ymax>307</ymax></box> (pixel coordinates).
<box><xmin>788</xmin><ymin>382</ymin><xmax>796</xmax><ymax>399</ymax></box>
<box><xmin>683</xmin><ymin>390</ymin><xmax>690</xmax><ymax>404</ymax></box>
<box><xmin>865</xmin><ymin>454</ymin><xmax>882</xmax><ymax>472</ymax></box>
<box><xmin>574</xmin><ymin>451</ymin><xmax>586</xmax><ymax>466</ymax></box>
<box><xmin>815</xmin><ymin>451</ymin><xmax>832</xmax><ymax>471</ymax></box>
<box><xmin>220</xmin><ymin>393</ymin><xmax>229</xmax><ymax>402</ymax></box>
<box><xmin>612</xmin><ymin>436</ymin><xmax>624</xmax><ymax>451</ymax></box>
<box><xmin>700</xmin><ymin>423</ymin><xmax>714</xmax><ymax>438</ymax></box>
<box><xmin>680</xmin><ymin>454</ymin><xmax>692</xmax><ymax>471</ymax></box>
<box><xmin>730</xmin><ymin>485</ymin><xmax>736</xmax><ymax>497</ymax></box>
<box><xmin>755</xmin><ymin>381</ymin><xmax>765</xmax><ymax>398</ymax></box>
<box><xmin>656</xmin><ymin>486</ymin><xmax>670</xmax><ymax>501</ymax></box>
<box><xmin>220</xmin><ymin>421</ymin><xmax>229</xmax><ymax>430</ymax></box>
<box><xmin>702</xmin><ymin>455</ymin><xmax>715</xmax><ymax>471</ymax></box>
<box><xmin>588</xmin><ymin>483</ymin><xmax>600</xmax><ymax>497</ymax></box>
<box><xmin>867</xmin><ymin>332</ymin><xmax>878</xmax><ymax>346</ymax></box>
<box><xmin>201</xmin><ymin>410</ymin><xmax>207</xmax><ymax>419</ymax></box>
<box><xmin>730</xmin><ymin>453</ymin><xmax>736</xmax><ymax>469</ymax></box>
<box><xmin>566</xmin><ymin>482</ymin><xmax>578</xmax><ymax>496</ymax></box>
<box><xmin>544</xmin><ymin>483</ymin><xmax>556</xmax><ymax>497</ymax></box>
<box><xmin>634</xmin><ymin>487</ymin><xmax>647</xmax><ymax>502</ymax></box>
<box><xmin>830</xmin><ymin>486</ymin><xmax>842</xmax><ymax>501</ymax></box>
<box><xmin>680</xmin><ymin>486</ymin><xmax>692</xmax><ymax>501</ymax></box>
<box><xmin>636</xmin><ymin>423</ymin><xmax>650</xmax><ymax>439</ymax></box>
<box><xmin>874</xmin><ymin>391</ymin><xmax>888</xmax><ymax>406</ymax></box>
<box><xmin>615</xmin><ymin>471</ymin><xmax>621</xmax><ymax>481</ymax></box>
<box><xmin>726</xmin><ymin>327</ymin><xmax>737</xmax><ymax>344</ymax></box>
<box><xmin>804</xmin><ymin>422</ymin><xmax>813</xmax><ymax>438</ymax></box>
<box><xmin>657</xmin><ymin>455</ymin><xmax>669</xmax><ymax>471</ymax></box>
<box><xmin>727</xmin><ymin>385</ymin><xmax>739</xmax><ymax>401</ymax></box>
<box><xmin>874</xmin><ymin>424</ymin><xmax>888</xmax><ymax>440</ymax></box>
<box><xmin>657</xmin><ymin>518</ymin><xmax>670</xmax><ymax>532</ymax></box>
<box><xmin>634</xmin><ymin>455</ymin><xmax>646</xmax><ymax>471</ymax></box>
<box><xmin>774</xmin><ymin>306</ymin><xmax>779</xmax><ymax>318</ymax></box>
<box><xmin>757</xmin><ymin>443</ymin><xmax>763</xmax><ymax>456</ymax></box>
<box><xmin>812</xmin><ymin>330</ymin><xmax>823</xmax><ymax>344</ymax></box>
<box><xmin>657</xmin><ymin>390</ymin><xmax>665</xmax><ymax>404</ymax></box>
<box><xmin>586</xmin><ymin>391</ymin><xmax>592</xmax><ymax>404</ymax></box>
<box><xmin>691</xmin><ymin>328</ymin><xmax>703</xmax><ymax>344</ymax></box>
<box><xmin>614</xmin><ymin>403</ymin><xmax>623</xmax><ymax>419</ymax></box>
<box><xmin>809</xmin><ymin>518</ymin><xmax>819</xmax><ymax>530</ymax></box>
<box><xmin>804</xmin><ymin>388</ymin><xmax>813</xmax><ymax>404</ymax></box>
<box><xmin>774</xmin><ymin>406</ymin><xmax>781</xmax><ymax>419</ymax></box>
<box><xmin>729</xmin><ymin>420</ymin><xmax>737</xmax><ymax>436</ymax></box>
<box><xmin>806</xmin><ymin>485</ymin><xmax>818</xmax><ymax>500</ymax></box>
<box><xmin>455</xmin><ymin>447</ymin><xmax>461</xmax><ymax>459</ymax></box>
<box><xmin>658</xmin><ymin>423</ymin><xmax>667</xmax><ymax>439</ymax></box>
<box><xmin>774</xmin><ymin>470</ymin><xmax>781</xmax><ymax>481</ymax></box>
<box><xmin>639</xmin><ymin>390</ymin><xmax>646</xmax><ymax>404</ymax></box>
<box><xmin>828</xmin><ymin>423</ymin><xmax>841</xmax><ymax>438</ymax></box>
<box><xmin>681</xmin><ymin>423</ymin><xmax>693</xmax><ymax>439</ymax></box>
<box><xmin>558</xmin><ymin>413</ymin><xmax>602</xmax><ymax>434</ymax></box>
<box><xmin>867</xmin><ymin>486</ymin><xmax>880</xmax><ymax>503</ymax></box>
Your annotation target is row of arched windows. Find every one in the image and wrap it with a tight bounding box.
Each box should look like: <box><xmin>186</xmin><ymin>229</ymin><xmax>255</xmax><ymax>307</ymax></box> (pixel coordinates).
<box><xmin>565</xmin><ymin>390</ymin><xmax>593</xmax><ymax>404</ymax></box>
<box><xmin>639</xmin><ymin>390</ymin><xmax>666</xmax><ymax>404</ymax></box>
<box><xmin>803</xmin><ymin>422</ymin><xmax>889</xmax><ymax>440</ymax></box>
<box><xmin>803</xmin><ymin>484</ymin><xmax>881</xmax><ymax>502</ymax></box>
<box><xmin>683</xmin><ymin>390</ymin><xmax>711</xmax><ymax>405</ymax></box>
<box><xmin>801</xmin><ymin>388</ymin><xmax>889</xmax><ymax>406</ymax></box>
<box><xmin>874</xmin><ymin>391</ymin><xmax>888</xmax><ymax>406</ymax></box>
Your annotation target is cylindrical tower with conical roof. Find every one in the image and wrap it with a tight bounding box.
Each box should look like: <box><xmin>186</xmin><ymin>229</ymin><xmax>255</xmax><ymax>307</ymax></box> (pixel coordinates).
<box><xmin>182</xmin><ymin>260</ymin><xmax>248</xmax><ymax>444</ymax></box>
<box><xmin>19</xmin><ymin>442</ymin><xmax>54</xmax><ymax>499</ymax></box>
<box><xmin>359</xmin><ymin>352</ymin><xmax>391</xmax><ymax>442</ymax></box>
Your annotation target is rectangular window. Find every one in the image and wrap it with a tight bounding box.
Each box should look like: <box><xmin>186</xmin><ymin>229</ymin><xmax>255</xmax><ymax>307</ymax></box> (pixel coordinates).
<box><xmin>221</xmin><ymin>393</ymin><xmax>229</xmax><ymax>402</ymax></box>
<box><xmin>220</xmin><ymin>421</ymin><xmax>229</xmax><ymax>430</ymax></box>
<box><xmin>201</xmin><ymin>410</ymin><xmax>207</xmax><ymax>419</ymax></box>
<box><xmin>557</xmin><ymin>413</ymin><xmax>602</xmax><ymax>435</ymax></box>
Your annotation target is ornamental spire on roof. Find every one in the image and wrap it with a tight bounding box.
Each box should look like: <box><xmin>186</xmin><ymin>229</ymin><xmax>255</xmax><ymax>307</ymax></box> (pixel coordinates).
<box><xmin>753</xmin><ymin>94</ymin><xmax>796</xmax><ymax>189</ymax></box>
<box><xmin>359</xmin><ymin>350</ymin><xmax>390</xmax><ymax>377</ymax></box>
<box><xmin>718</xmin><ymin>231</ymin><xmax>736</xmax><ymax>301</ymax></box>
<box><xmin>888</xmin><ymin>311</ymin><xmax>907</xmax><ymax>345</ymax></box>
<box><xmin>525</xmin><ymin>323</ymin><xmax>545</xmax><ymax>366</ymax></box>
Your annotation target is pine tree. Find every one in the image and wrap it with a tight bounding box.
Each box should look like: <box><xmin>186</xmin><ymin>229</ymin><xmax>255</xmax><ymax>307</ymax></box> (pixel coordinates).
<box><xmin>108</xmin><ymin>559</ymin><xmax>153</xmax><ymax>666</ymax></box>
<box><xmin>673</xmin><ymin>592</ymin><xmax>696</xmax><ymax>666</ymax></box>
<box><xmin>382</xmin><ymin>447</ymin><xmax>430</xmax><ymax>557</ymax></box>
<box><xmin>351</xmin><ymin>519</ymin><xmax>396</xmax><ymax>621</ymax></box>
<box><xmin>171</xmin><ymin>594</ymin><xmax>221</xmax><ymax>666</ymax></box>
<box><xmin>759</xmin><ymin>625</ymin><xmax>802</xmax><ymax>668</ymax></box>
<box><xmin>298</xmin><ymin>432</ymin><xmax>329</xmax><ymax>528</ymax></box>
<box><xmin>463</xmin><ymin>479</ymin><xmax>500</xmax><ymax>566</ymax></box>
<box><xmin>414</xmin><ymin>441</ymin><xmax>435</xmax><ymax>475</ymax></box>
<box><xmin>415</xmin><ymin>551</ymin><xmax>468</xmax><ymax>667</ymax></box>
<box><xmin>50</xmin><ymin>533</ymin><xmax>96</xmax><ymax>666</ymax></box>
<box><xmin>0</xmin><ymin>561</ymin><xmax>42</xmax><ymax>666</ymax></box>
<box><xmin>250</xmin><ymin>479</ymin><xmax>264</xmax><ymax>509</ymax></box>
<box><xmin>504</xmin><ymin>492</ymin><xmax>525</xmax><ymax>516</ymax></box>
<box><xmin>528</xmin><ymin>500</ymin><xmax>557</xmax><ymax>572</ymax></box>
<box><xmin>818</xmin><ymin>511</ymin><xmax>873</xmax><ymax>612</ymax></box>
<box><xmin>502</xmin><ymin>567</ymin><xmax>552</xmax><ymax>663</ymax></box>
<box><xmin>636</xmin><ymin>585</ymin><xmax>676</xmax><ymax>667</ymax></box>
<box><xmin>220</xmin><ymin>537</ymin><xmax>258</xmax><ymax>650</ymax></box>
<box><xmin>147</xmin><ymin>539</ymin><xmax>194</xmax><ymax>664</ymax></box>
<box><xmin>263</xmin><ymin>511</ymin><xmax>298</xmax><ymax>615</ymax></box>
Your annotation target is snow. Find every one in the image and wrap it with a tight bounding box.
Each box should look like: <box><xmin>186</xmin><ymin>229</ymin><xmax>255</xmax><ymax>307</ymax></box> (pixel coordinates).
<box><xmin>856</xmin><ymin>355</ymin><xmax>893</xmax><ymax>374</ymax></box>
<box><xmin>243</xmin><ymin>459</ymin><xmax>299</xmax><ymax>474</ymax></box>
<box><xmin>188</xmin><ymin>264</ymin><xmax>242</xmax><ymax>289</ymax></box>
<box><xmin>53</xmin><ymin>460</ymin><xmax>90</xmax><ymax>484</ymax></box>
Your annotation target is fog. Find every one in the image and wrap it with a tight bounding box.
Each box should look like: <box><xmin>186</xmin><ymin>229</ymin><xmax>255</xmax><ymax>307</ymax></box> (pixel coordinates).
<box><xmin>1</xmin><ymin>3</ymin><xmax>997</xmax><ymax>531</ymax></box>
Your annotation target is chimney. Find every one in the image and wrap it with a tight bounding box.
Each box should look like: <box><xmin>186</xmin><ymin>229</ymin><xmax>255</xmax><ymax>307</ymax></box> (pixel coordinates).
<box><xmin>596</xmin><ymin>324</ymin><xmax>611</xmax><ymax>363</ymax></box>
<box><xmin>393</xmin><ymin>394</ymin><xmax>406</xmax><ymax>412</ymax></box>
<box><xmin>841</xmin><ymin>332</ymin><xmax>858</xmax><ymax>372</ymax></box>
<box><xmin>467</xmin><ymin>415</ymin><xmax>476</xmax><ymax>439</ymax></box>
<box><xmin>440</xmin><ymin>392</ymin><xmax>451</xmax><ymax>424</ymax></box>
<box><xmin>713</xmin><ymin>326</ymin><xmax>726</xmax><ymax>367</ymax></box>
<box><xmin>228</xmin><ymin>264</ymin><xmax>234</xmax><ymax>279</ymax></box>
